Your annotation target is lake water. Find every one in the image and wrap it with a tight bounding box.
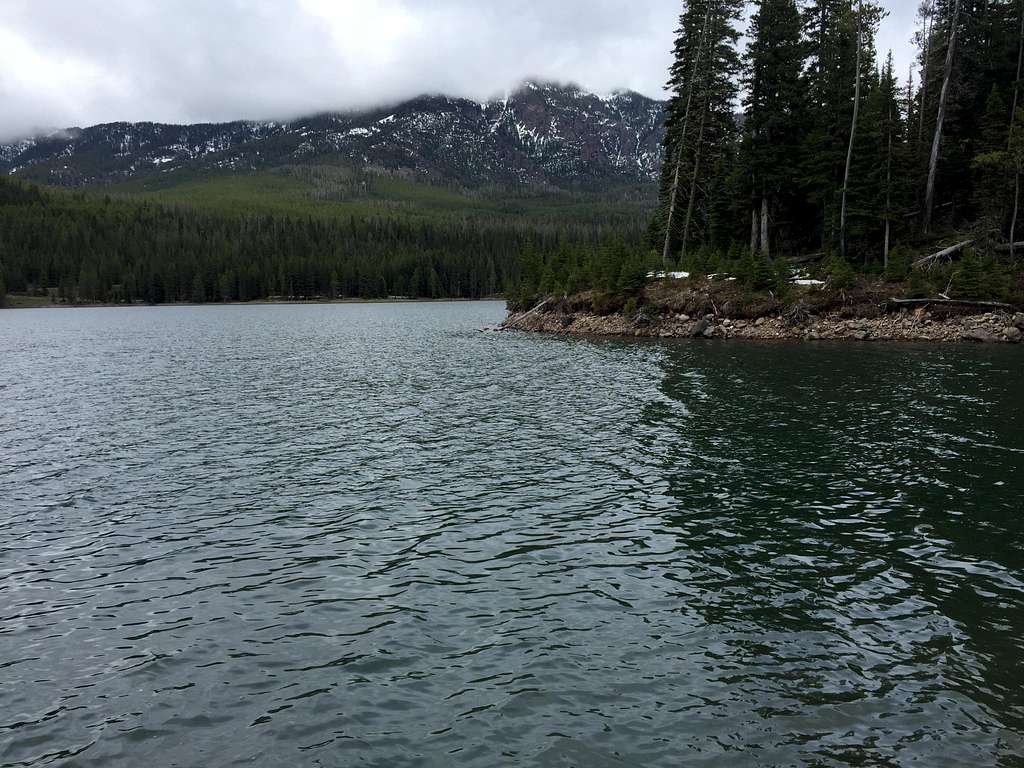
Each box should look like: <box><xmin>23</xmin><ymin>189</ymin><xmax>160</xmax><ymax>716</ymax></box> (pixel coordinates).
<box><xmin>1</xmin><ymin>301</ymin><xmax>1023</xmax><ymax>767</ymax></box>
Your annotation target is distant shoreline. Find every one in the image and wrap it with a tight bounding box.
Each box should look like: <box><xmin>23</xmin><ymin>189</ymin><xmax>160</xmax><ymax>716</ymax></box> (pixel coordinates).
<box><xmin>1</xmin><ymin>295</ymin><xmax>504</xmax><ymax>310</ymax></box>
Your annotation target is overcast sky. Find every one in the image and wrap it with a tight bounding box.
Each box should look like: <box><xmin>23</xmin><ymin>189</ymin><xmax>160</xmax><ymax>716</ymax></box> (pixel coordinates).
<box><xmin>0</xmin><ymin>0</ymin><xmax>918</xmax><ymax>141</ymax></box>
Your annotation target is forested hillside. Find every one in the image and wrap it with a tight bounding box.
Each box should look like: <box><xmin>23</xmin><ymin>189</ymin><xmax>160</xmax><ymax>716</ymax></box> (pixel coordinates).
<box><xmin>0</xmin><ymin>174</ymin><xmax>646</xmax><ymax>305</ymax></box>
<box><xmin>518</xmin><ymin>0</ymin><xmax>1024</xmax><ymax>303</ymax></box>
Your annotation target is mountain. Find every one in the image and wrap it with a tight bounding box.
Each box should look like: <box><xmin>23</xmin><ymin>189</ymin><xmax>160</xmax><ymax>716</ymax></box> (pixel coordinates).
<box><xmin>0</xmin><ymin>82</ymin><xmax>665</xmax><ymax>191</ymax></box>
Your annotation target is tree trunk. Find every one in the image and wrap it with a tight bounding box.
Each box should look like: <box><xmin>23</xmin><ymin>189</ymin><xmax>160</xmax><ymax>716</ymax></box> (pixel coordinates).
<box><xmin>841</xmin><ymin>0</ymin><xmax>863</xmax><ymax>262</ymax></box>
<box><xmin>750</xmin><ymin>206</ymin><xmax>759</xmax><ymax>257</ymax></box>
<box><xmin>923</xmin><ymin>0</ymin><xmax>961</xmax><ymax>234</ymax></box>
<box><xmin>1012</xmin><ymin>6</ymin><xmax>1023</xmax><ymax>142</ymax></box>
<box><xmin>680</xmin><ymin>95</ymin><xmax>710</xmax><ymax>264</ymax></box>
<box><xmin>1013</xmin><ymin>160</ymin><xmax>1021</xmax><ymax>260</ymax></box>
<box><xmin>662</xmin><ymin>6</ymin><xmax>713</xmax><ymax>268</ymax></box>
<box><xmin>889</xmin><ymin>298</ymin><xmax>1014</xmax><ymax>309</ymax></box>
<box><xmin>913</xmin><ymin>239</ymin><xmax>973</xmax><ymax>269</ymax></box>
<box><xmin>760</xmin><ymin>196</ymin><xmax>770</xmax><ymax>258</ymax></box>
<box><xmin>1009</xmin><ymin>4</ymin><xmax>1023</xmax><ymax>260</ymax></box>
<box><xmin>884</xmin><ymin>74</ymin><xmax>893</xmax><ymax>269</ymax></box>
<box><xmin>884</xmin><ymin>221</ymin><xmax>891</xmax><ymax>268</ymax></box>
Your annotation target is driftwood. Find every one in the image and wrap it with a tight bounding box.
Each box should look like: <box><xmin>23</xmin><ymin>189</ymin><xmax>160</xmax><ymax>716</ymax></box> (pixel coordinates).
<box><xmin>995</xmin><ymin>241</ymin><xmax>1024</xmax><ymax>254</ymax></box>
<box><xmin>913</xmin><ymin>240</ymin><xmax>972</xmax><ymax>269</ymax></box>
<box><xmin>501</xmin><ymin>297</ymin><xmax>552</xmax><ymax>330</ymax></box>
<box><xmin>889</xmin><ymin>297</ymin><xmax>1014</xmax><ymax>310</ymax></box>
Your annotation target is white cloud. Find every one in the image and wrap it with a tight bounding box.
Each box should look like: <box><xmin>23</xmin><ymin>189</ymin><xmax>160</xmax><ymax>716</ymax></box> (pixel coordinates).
<box><xmin>0</xmin><ymin>0</ymin><xmax>919</xmax><ymax>141</ymax></box>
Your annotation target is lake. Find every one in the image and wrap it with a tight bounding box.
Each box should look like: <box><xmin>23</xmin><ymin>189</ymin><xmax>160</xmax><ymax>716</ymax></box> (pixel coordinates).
<box><xmin>1</xmin><ymin>301</ymin><xmax>1023</xmax><ymax>767</ymax></box>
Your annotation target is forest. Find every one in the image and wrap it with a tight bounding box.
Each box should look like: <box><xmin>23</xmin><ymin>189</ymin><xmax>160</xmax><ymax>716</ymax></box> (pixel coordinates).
<box><xmin>0</xmin><ymin>174</ymin><xmax>646</xmax><ymax>306</ymax></box>
<box><xmin>517</xmin><ymin>0</ymin><xmax>1024</xmax><ymax>307</ymax></box>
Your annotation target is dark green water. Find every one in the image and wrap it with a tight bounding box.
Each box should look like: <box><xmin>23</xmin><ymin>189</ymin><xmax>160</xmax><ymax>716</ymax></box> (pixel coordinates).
<box><xmin>1</xmin><ymin>301</ymin><xmax>1022</xmax><ymax>767</ymax></box>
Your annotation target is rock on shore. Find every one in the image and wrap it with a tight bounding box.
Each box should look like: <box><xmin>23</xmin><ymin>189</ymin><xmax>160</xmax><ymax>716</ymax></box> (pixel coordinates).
<box><xmin>504</xmin><ymin>308</ymin><xmax>1024</xmax><ymax>344</ymax></box>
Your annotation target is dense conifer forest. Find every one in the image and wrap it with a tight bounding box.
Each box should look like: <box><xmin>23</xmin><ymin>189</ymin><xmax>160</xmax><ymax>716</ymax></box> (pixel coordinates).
<box><xmin>517</xmin><ymin>0</ymin><xmax>1024</xmax><ymax>307</ymax></box>
<box><xmin>0</xmin><ymin>174</ymin><xmax>647</xmax><ymax>306</ymax></box>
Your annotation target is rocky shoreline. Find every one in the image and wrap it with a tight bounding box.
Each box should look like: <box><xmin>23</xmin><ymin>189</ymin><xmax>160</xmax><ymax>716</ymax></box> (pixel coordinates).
<box><xmin>504</xmin><ymin>306</ymin><xmax>1024</xmax><ymax>344</ymax></box>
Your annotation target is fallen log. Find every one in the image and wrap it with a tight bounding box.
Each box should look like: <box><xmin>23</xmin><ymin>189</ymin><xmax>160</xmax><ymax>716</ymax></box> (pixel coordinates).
<box><xmin>501</xmin><ymin>297</ymin><xmax>552</xmax><ymax>330</ymax></box>
<box><xmin>888</xmin><ymin>297</ymin><xmax>1014</xmax><ymax>310</ymax></box>
<box><xmin>995</xmin><ymin>241</ymin><xmax>1024</xmax><ymax>254</ymax></box>
<box><xmin>913</xmin><ymin>240</ymin><xmax>972</xmax><ymax>269</ymax></box>
<box><xmin>788</xmin><ymin>252</ymin><xmax>825</xmax><ymax>264</ymax></box>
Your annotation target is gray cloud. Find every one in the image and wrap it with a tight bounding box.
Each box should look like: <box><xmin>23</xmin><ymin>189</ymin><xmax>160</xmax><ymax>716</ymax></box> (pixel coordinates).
<box><xmin>0</xmin><ymin>0</ymin><xmax>918</xmax><ymax>141</ymax></box>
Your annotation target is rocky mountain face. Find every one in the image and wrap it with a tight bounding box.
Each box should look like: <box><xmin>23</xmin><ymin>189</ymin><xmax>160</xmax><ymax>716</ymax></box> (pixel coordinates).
<box><xmin>0</xmin><ymin>82</ymin><xmax>665</xmax><ymax>190</ymax></box>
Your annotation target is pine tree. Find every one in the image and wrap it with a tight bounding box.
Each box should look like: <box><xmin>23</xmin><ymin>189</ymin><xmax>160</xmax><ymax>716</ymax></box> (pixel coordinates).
<box><xmin>879</xmin><ymin>52</ymin><xmax>910</xmax><ymax>266</ymax></box>
<box><xmin>801</xmin><ymin>0</ymin><xmax>856</xmax><ymax>252</ymax></box>
<box><xmin>657</xmin><ymin>0</ymin><xmax>743</xmax><ymax>265</ymax></box>
<box><xmin>915</xmin><ymin>0</ymin><xmax>937</xmax><ymax>147</ymax></box>
<box><xmin>741</xmin><ymin>0</ymin><xmax>805</xmax><ymax>258</ymax></box>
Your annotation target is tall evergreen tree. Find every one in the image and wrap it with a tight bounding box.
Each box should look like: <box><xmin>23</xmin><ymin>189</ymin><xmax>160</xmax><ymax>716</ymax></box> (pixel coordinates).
<box><xmin>801</xmin><ymin>0</ymin><xmax>857</xmax><ymax>252</ymax></box>
<box><xmin>741</xmin><ymin>0</ymin><xmax>805</xmax><ymax>258</ymax></box>
<box><xmin>656</xmin><ymin>0</ymin><xmax>744</xmax><ymax>266</ymax></box>
<box><xmin>915</xmin><ymin>0</ymin><xmax>937</xmax><ymax>148</ymax></box>
<box><xmin>878</xmin><ymin>52</ymin><xmax>912</xmax><ymax>266</ymax></box>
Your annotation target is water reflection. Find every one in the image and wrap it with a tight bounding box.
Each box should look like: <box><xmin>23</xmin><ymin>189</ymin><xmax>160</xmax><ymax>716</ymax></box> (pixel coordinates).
<box><xmin>651</xmin><ymin>342</ymin><xmax>1024</xmax><ymax>765</ymax></box>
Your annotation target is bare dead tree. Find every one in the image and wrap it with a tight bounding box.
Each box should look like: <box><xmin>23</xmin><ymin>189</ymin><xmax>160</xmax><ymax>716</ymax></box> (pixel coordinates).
<box><xmin>680</xmin><ymin>92</ymin><xmax>710</xmax><ymax>263</ymax></box>
<box><xmin>662</xmin><ymin>5</ymin><xmax>713</xmax><ymax>268</ymax></box>
<box><xmin>1010</xmin><ymin>2</ymin><xmax>1024</xmax><ymax>259</ymax></box>
<box><xmin>885</xmin><ymin>69</ymin><xmax>894</xmax><ymax>268</ymax></box>
<box><xmin>841</xmin><ymin>0</ymin><xmax>863</xmax><ymax>261</ymax></box>
<box><xmin>923</xmin><ymin>0</ymin><xmax>961</xmax><ymax>234</ymax></box>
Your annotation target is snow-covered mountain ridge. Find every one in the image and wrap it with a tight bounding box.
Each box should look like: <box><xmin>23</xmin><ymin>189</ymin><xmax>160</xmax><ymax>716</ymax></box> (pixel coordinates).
<box><xmin>0</xmin><ymin>82</ymin><xmax>666</xmax><ymax>189</ymax></box>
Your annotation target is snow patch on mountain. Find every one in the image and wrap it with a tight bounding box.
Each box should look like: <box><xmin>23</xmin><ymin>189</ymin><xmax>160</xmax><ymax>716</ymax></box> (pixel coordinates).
<box><xmin>0</xmin><ymin>82</ymin><xmax>665</xmax><ymax>189</ymax></box>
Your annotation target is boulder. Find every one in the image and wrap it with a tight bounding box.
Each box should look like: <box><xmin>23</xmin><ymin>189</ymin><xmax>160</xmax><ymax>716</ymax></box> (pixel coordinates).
<box><xmin>688</xmin><ymin>317</ymin><xmax>710</xmax><ymax>338</ymax></box>
<box><xmin>963</xmin><ymin>329</ymin><xmax>999</xmax><ymax>343</ymax></box>
<box><xmin>1013</xmin><ymin>313</ymin><xmax>1024</xmax><ymax>331</ymax></box>
<box><xmin>1004</xmin><ymin>326</ymin><xmax>1022</xmax><ymax>343</ymax></box>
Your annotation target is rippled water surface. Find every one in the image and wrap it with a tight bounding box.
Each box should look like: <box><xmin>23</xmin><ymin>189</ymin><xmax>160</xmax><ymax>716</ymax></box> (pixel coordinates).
<box><xmin>2</xmin><ymin>302</ymin><xmax>1024</xmax><ymax>767</ymax></box>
